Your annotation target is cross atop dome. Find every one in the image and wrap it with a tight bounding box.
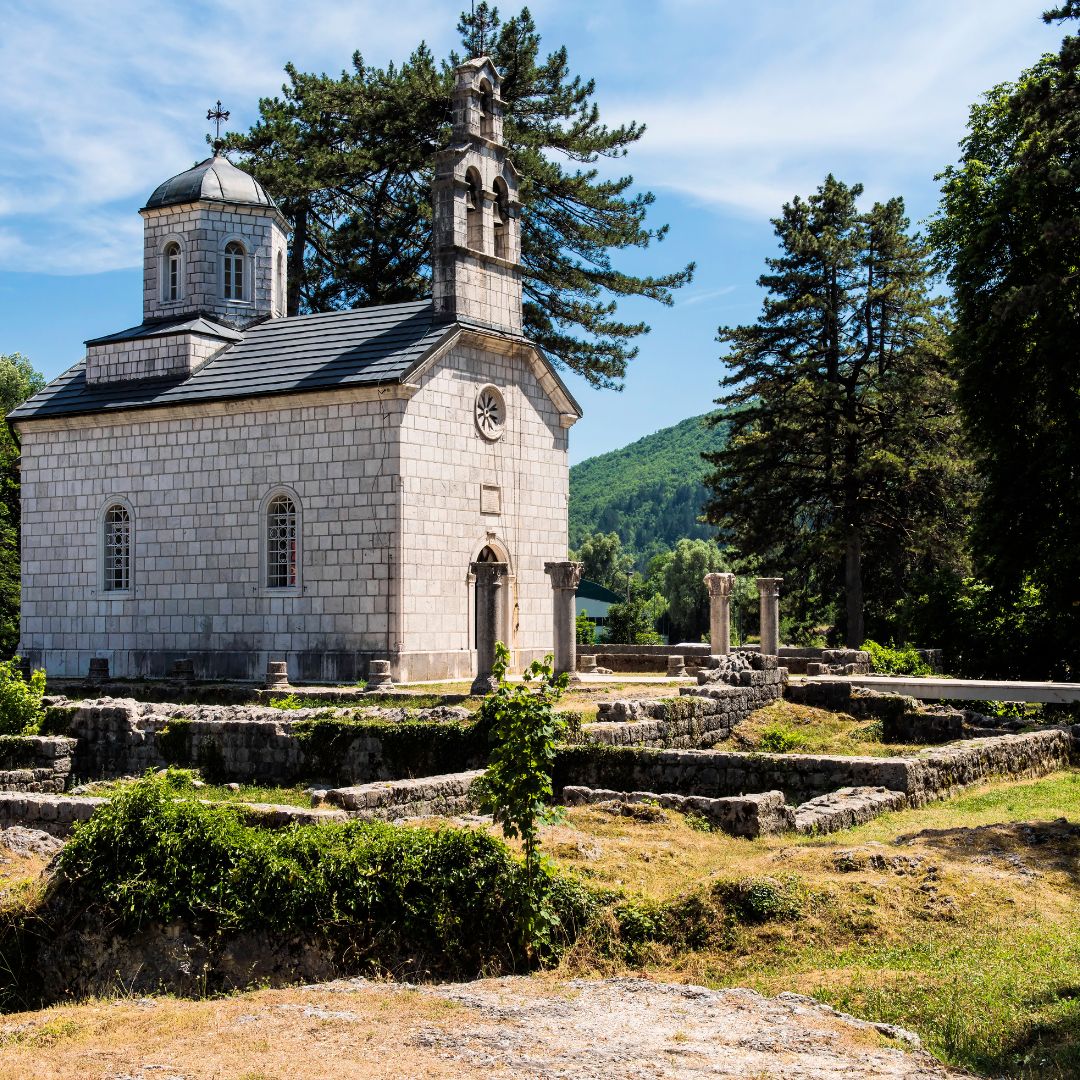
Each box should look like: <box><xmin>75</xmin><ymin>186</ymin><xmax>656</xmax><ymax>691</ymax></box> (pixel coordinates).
<box><xmin>206</xmin><ymin>99</ymin><xmax>230</xmax><ymax>150</ymax></box>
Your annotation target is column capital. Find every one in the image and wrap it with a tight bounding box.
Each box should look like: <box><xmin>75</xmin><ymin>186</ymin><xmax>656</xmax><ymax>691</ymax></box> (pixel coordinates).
<box><xmin>471</xmin><ymin>561</ymin><xmax>509</xmax><ymax>584</ymax></box>
<box><xmin>544</xmin><ymin>560</ymin><xmax>584</xmax><ymax>591</ymax></box>
<box><xmin>704</xmin><ymin>572</ymin><xmax>735</xmax><ymax>598</ymax></box>
<box><xmin>756</xmin><ymin>576</ymin><xmax>783</xmax><ymax>598</ymax></box>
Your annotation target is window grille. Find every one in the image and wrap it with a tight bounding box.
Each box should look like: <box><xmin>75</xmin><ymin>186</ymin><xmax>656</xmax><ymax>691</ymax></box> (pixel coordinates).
<box><xmin>266</xmin><ymin>494</ymin><xmax>298</xmax><ymax>588</ymax></box>
<box><xmin>224</xmin><ymin>241</ymin><xmax>245</xmax><ymax>300</ymax></box>
<box><xmin>103</xmin><ymin>505</ymin><xmax>131</xmax><ymax>592</ymax></box>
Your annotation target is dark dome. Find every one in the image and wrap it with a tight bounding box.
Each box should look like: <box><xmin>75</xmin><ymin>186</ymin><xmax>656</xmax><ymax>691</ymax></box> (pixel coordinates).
<box><xmin>143</xmin><ymin>153</ymin><xmax>278</xmax><ymax>211</ymax></box>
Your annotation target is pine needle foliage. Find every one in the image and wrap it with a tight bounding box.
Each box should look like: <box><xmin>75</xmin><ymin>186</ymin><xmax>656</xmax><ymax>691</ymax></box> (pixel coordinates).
<box><xmin>223</xmin><ymin>4</ymin><xmax>692</xmax><ymax>388</ymax></box>
<box><xmin>703</xmin><ymin>177</ymin><xmax>974</xmax><ymax>647</ymax></box>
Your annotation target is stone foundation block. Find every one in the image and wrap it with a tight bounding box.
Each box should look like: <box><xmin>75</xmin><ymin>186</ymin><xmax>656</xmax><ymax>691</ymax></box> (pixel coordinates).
<box><xmin>322</xmin><ymin>770</ymin><xmax>484</xmax><ymax>821</ymax></box>
<box><xmin>794</xmin><ymin>787</ymin><xmax>908</xmax><ymax>835</ymax></box>
<box><xmin>562</xmin><ymin>785</ymin><xmax>794</xmax><ymax>838</ymax></box>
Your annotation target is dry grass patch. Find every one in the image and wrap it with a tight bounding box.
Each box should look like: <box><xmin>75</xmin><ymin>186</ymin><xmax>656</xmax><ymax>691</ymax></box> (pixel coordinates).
<box><xmin>0</xmin><ymin>986</ymin><xmax>489</xmax><ymax>1080</ymax></box>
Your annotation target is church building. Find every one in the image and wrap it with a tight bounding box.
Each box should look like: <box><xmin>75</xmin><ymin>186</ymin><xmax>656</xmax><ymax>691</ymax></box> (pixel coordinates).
<box><xmin>9</xmin><ymin>58</ymin><xmax>581</xmax><ymax>683</ymax></box>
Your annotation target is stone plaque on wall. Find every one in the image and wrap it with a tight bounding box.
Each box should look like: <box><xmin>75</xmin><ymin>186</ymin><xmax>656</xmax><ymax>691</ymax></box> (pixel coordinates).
<box><xmin>480</xmin><ymin>483</ymin><xmax>501</xmax><ymax>515</ymax></box>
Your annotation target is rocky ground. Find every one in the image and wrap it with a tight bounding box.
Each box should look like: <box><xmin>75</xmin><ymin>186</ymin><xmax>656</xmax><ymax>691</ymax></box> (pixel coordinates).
<box><xmin>0</xmin><ymin>974</ymin><xmax>969</xmax><ymax>1079</ymax></box>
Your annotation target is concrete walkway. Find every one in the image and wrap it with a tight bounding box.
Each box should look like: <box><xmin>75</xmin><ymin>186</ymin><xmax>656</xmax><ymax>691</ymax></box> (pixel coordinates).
<box><xmin>815</xmin><ymin>674</ymin><xmax>1080</xmax><ymax>704</ymax></box>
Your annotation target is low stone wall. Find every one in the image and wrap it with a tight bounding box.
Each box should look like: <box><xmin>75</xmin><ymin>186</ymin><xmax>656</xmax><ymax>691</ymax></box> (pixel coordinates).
<box><xmin>0</xmin><ymin>736</ymin><xmax>76</xmax><ymax>794</ymax></box>
<box><xmin>556</xmin><ymin>730</ymin><xmax>1073</xmax><ymax>807</ymax></box>
<box><xmin>0</xmin><ymin>791</ymin><xmax>350</xmax><ymax>836</ymax></box>
<box><xmin>562</xmin><ymin>785</ymin><xmax>794</xmax><ymax>838</ymax></box>
<box><xmin>0</xmin><ymin>792</ymin><xmax>107</xmax><ymax>836</ymax></box>
<box><xmin>46</xmin><ymin>698</ymin><xmax>481</xmax><ymax>786</ymax></box>
<box><xmin>320</xmin><ymin>770</ymin><xmax>484</xmax><ymax>820</ymax></box>
<box><xmin>587</xmin><ymin>678</ymin><xmax>784</xmax><ymax>750</ymax></box>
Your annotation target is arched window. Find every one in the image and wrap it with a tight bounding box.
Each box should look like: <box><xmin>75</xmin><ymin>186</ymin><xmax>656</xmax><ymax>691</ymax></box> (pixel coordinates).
<box><xmin>493</xmin><ymin>178</ymin><xmax>510</xmax><ymax>260</ymax></box>
<box><xmin>479</xmin><ymin>79</ymin><xmax>494</xmax><ymax>139</ymax></box>
<box><xmin>465</xmin><ymin>168</ymin><xmax>484</xmax><ymax>251</ymax></box>
<box><xmin>161</xmin><ymin>241</ymin><xmax>182</xmax><ymax>302</ymax></box>
<box><xmin>223</xmin><ymin>241</ymin><xmax>246</xmax><ymax>301</ymax></box>
<box><xmin>266</xmin><ymin>493</ymin><xmax>298</xmax><ymax>588</ymax></box>
<box><xmin>275</xmin><ymin>251</ymin><xmax>285</xmax><ymax>312</ymax></box>
<box><xmin>103</xmin><ymin>504</ymin><xmax>131</xmax><ymax>592</ymax></box>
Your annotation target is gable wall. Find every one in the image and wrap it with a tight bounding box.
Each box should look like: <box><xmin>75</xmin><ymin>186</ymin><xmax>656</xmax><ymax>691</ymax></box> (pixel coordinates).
<box><xmin>17</xmin><ymin>396</ymin><xmax>403</xmax><ymax>682</ymax></box>
<box><xmin>396</xmin><ymin>340</ymin><xmax>570</xmax><ymax>680</ymax></box>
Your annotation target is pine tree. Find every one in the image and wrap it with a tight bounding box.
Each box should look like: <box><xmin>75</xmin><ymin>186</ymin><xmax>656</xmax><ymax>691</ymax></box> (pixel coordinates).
<box><xmin>931</xmin><ymin>5</ymin><xmax>1080</xmax><ymax>676</ymax></box>
<box><xmin>224</xmin><ymin>5</ymin><xmax>692</xmax><ymax>388</ymax></box>
<box><xmin>704</xmin><ymin>177</ymin><xmax>973</xmax><ymax>648</ymax></box>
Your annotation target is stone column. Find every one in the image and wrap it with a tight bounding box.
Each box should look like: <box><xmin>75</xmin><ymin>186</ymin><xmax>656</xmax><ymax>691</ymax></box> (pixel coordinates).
<box><xmin>471</xmin><ymin>561</ymin><xmax>509</xmax><ymax>694</ymax></box>
<box><xmin>756</xmin><ymin>577</ymin><xmax>783</xmax><ymax>657</ymax></box>
<box><xmin>545</xmin><ymin>561</ymin><xmax>584</xmax><ymax>678</ymax></box>
<box><xmin>704</xmin><ymin>572</ymin><xmax>736</xmax><ymax>655</ymax></box>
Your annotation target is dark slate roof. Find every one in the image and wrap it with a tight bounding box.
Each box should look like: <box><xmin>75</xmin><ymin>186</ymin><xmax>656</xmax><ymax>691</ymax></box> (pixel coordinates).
<box><xmin>85</xmin><ymin>314</ymin><xmax>243</xmax><ymax>347</ymax></box>
<box><xmin>10</xmin><ymin>301</ymin><xmax>583</xmax><ymax>423</ymax></box>
<box><xmin>143</xmin><ymin>153</ymin><xmax>277</xmax><ymax>211</ymax></box>
<box><xmin>9</xmin><ymin>301</ymin><xmax>451</xmax><ymax>421</ymax></box>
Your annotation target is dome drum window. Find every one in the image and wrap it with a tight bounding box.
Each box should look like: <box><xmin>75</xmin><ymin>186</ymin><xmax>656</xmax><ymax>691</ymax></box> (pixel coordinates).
<box><xmin>475</xmin><ymin>384</ymin><xmax>506</xmax><ymax>441</ymax></box>
<box><xmin>161</xmin><ymin>242</ymin><xmax>182</xmax><ymax>302</ymax></box>
<box><xmin>223</xmin><ymin>241</ymin><xmax>246</xmax><ymax>301</ymax></box>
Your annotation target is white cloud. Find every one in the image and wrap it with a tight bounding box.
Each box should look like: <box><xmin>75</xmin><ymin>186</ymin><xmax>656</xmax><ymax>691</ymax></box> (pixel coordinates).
<box><xmin>0</xmin><ymin>0</ymin><xmax>453</xmax><ymax>274</ymax></box>
<box><xmin>0</xmin><ymin>0</ymin><xmax>1064</xmax><ymax>273</ymax></box>
<box><xmin>606</xmin><ymin>0</ymin><xmax>1061</xmax><ymax>217</ymax></box>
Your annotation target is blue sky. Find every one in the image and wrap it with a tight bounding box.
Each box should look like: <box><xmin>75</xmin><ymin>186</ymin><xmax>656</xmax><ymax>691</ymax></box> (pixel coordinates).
<box><xmin>0</xmin><ymin>0</ymin><xmax>1063</xmax><ymax>462</ymax></box>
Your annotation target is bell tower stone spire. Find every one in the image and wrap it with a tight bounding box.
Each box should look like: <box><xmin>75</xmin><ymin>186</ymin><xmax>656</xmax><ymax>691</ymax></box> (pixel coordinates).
<box><xmin>432</xmin><ymin>57</ymin><xmax>523</xmax><ymax>334</ymax></box>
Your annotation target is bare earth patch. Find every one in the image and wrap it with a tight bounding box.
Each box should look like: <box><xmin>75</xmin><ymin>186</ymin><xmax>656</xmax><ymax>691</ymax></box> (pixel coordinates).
<box><xmin>0</xmin><ymin>976</ymin><xmax>966</xmax><ymax>1080</ymax></box>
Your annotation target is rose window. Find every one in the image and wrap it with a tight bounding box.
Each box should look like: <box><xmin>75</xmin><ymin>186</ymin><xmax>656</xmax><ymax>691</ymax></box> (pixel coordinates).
<box><xmin>475</xmin><ymin>385</ymin><xmax>506</xmax><ymax>440</ymax></box>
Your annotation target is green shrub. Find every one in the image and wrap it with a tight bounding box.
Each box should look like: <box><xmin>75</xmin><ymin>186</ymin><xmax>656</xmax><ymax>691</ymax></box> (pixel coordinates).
<box><xmin>575</xmin><ymin>610</ymin><xmax>595</xmax><ymax>646</ymax></box>
<box><xmin>862</xmin><ymin>640</ymin><xmax>933</xmax><ymax>676</ymax></box>
<box><xmin>267</xmin><ymin>693</ymin><xmax>303</xmax><ymax>710</ymax></box>
<box><xmin>757</xmin><ymin>724</ymin><xmax>805</xmax><ymax>753</ymax></box>
<box><xmin>56</xmin><ymin>775</ymin><xmax>594</xmax><ymax>976</ymax></box>
<box><xmin>714</xmin><ymin>875</ymin><xmax>804</xmax><ymax>924</ymax></box>
<box><xmin>0</xmin><ymin>657</ymin><xmax>46</xmax><ymax>736</ymax></box>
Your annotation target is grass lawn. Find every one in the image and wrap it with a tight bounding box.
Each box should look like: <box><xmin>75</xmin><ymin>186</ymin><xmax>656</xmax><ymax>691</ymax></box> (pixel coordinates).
<box><xmin>539</xmin><ymin>769</ymin><xmax>1080</xmax><ymax>1078</ymax></box>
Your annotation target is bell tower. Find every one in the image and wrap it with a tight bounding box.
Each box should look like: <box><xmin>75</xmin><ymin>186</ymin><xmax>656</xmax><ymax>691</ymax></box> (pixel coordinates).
<box><xmin>431</xmin><ymin>57</ymin><xmax>523</xmax><ymax>334</ymax></box>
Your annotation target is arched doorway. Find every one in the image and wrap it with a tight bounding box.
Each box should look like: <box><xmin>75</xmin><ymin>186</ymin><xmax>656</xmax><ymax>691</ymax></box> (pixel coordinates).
<box><xmin>469</xmin><ymin>540</ymin><xmax>516</xmax><ymax>683</ymax></box>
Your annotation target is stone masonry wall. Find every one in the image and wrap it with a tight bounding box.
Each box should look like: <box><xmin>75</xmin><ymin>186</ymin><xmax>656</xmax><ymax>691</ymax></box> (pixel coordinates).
<box><xmin>555</xmin><ymin>729</ymin><xmax>1073</xmax><ymax>807</ymax></box>
<box><xmin>320</xmin><ymin>770</ymin><xmax>484</xmax><ymax>820</ymax></box>
<box><xmin>141</xmin><ymin>202</ymin><xmax>288</xmax><ymax>325</ymax></box>
<box><xmin>587</xmin><ymin>679</ymin><xmax>784</xmax><ymax>749</ymax></box>
<box><xmin>17</xmin><ymin>393</ymin><xmax>405</xmax><ymax>682</ymax></box>
<box><xmin>0</xmin><ymin>736</ymin><xmax>75</xmax><ymax>793</ymax></box>
<box><xmin>56</xmin><ymin>698</ymin><xmax>482</xmax><ymax>786</ymax></box>
<box><xmin>85</xmin><ymin>333</ymin><xmax>225</xmax><ymax>386</ymax></box>
<box><xmin>397</xmin><ymin>341</ymin><xmax>568</xmax><ymax>680</ymax></box>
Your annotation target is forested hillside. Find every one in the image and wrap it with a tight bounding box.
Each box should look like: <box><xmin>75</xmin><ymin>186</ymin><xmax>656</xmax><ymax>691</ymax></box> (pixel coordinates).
<box><xmin>569</xmin><ymin>413</ymin><xmax>727</xmax><ymax>560</ymax></box>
